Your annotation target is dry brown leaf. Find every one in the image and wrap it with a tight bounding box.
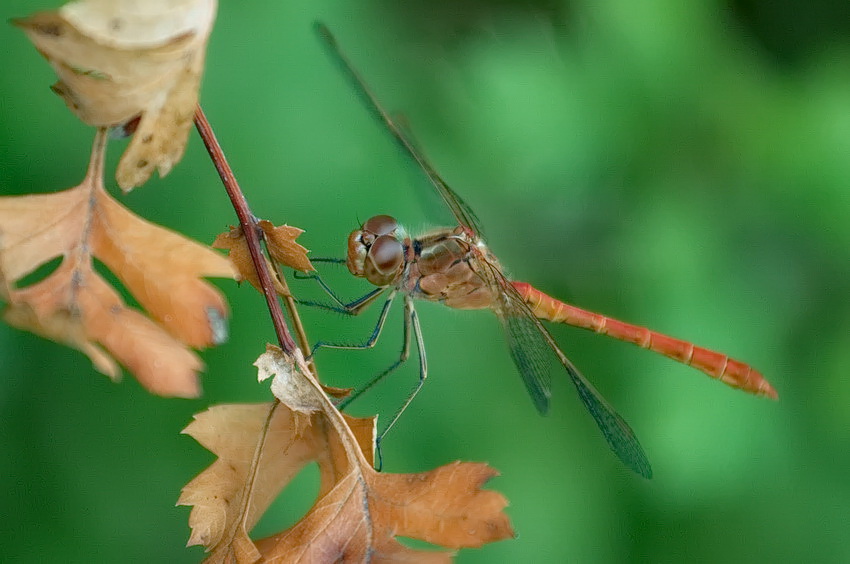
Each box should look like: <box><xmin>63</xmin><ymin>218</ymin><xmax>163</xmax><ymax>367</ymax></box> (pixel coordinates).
<box><xmin>0</xmin><ymin>129</ymin><xmax>235</xmax><ymax>397</ymax></box>
<box><xmin>179</xmin><ymin>346</ymin><xmax>513</xmax><ymax>562</ymax></box>
<box><xmin>61</xmin><ymin>0</ymin><xmax>215</xmax><ymax>48</ymax></box>
<box><xmin>319</xmin><ymin>382</ymin><xmax>353</xmax><ymax>400</ymax></box>
<box><xmin>212</xmin><ymin>226</ymin><xmax>287</xmax><ymax>296</ymax></box>
<box><xmin>259</xmin><ymin>220</ymin><xmax>314</xmax><ymax>274</ymax></box>
<box><xmin>14</xmin><ymin>0</ymin><xmax>217</xmax><ymax>191</ymax></box>
<box><xmin>255</xmin><ymin>345</ymin><xmax>323</xmax><ymax>417</ymax></box>
<box><xmin>212</xmin><ymin>222</ymin><xmax>312</xmax><ymax>296</ymax></box>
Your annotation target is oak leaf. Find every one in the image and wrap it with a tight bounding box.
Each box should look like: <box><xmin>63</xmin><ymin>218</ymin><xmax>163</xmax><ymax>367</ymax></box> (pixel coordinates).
<box><xmin>14</xmin><ymin>0</ymin><xmax>218</xmax><ymax>190</ymax></box>
<box><xmin>212</xmin><ymin>221</ymin><xmax>312</xmax><ymax>296</ymax></box>
<box><xmin>261</xmin><ymin>221</ymin><xmax>314</xmax><ymax>274</ymax></box>
<box><xmin>0</xmin><ymin>129</ymin><xmax>235</xmax><ymax>397</ymax></box>
<box><xmin>179</xmin><ymin>346</ymin><xmax>513</xmax><ymax>562</ymax></box>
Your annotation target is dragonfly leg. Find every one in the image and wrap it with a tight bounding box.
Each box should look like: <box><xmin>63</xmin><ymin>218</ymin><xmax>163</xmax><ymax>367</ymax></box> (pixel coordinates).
<box><xmin>333</xmin><ymin>290</ymin><xmax>413</xmax><ymax>412</ymax></box>
<box><xmin>296</xmin><ymin>266</ymin><xmax>429</xmax><ymax>469</ymax></box>
<box><xmin>295</xmin><ymin>264</ymin><xmax>386</xmax><ymax>315</ymax></box>
<box><xmin>373</xmin><ymin>297</ymin><xmax>427</xmax><ymax>470</ymax></box>
<box><xmin>311</xmin><ymin>290</ymin><xmax>398</xmax><ymax>358</ymax></box>
<box><xmin>300</xmin><ymin>270</ymin><xmax>414</xmax><ymax>410</ymax></box>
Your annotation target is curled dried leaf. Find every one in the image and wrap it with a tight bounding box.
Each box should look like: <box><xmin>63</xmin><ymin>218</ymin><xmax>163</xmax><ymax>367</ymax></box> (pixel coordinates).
<box><xmin>255</xmin><ymin>344</ymin><xmax>322</xmax><ymax>416</ymax></box>
<box><xmin>61</xmin><ymin>0</ymin><xmax>216</xmax><ymax>48</ymax></box>
<box><xmin>14</xmin><ymin>0</ymin><xmax>218</xmax><ymax>190</ymax></box>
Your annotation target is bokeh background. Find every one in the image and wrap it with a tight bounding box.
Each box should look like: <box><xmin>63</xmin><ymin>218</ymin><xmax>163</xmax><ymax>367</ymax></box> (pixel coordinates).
<box><xmin>2</xmin><ymin>0</ymin><xmax>850</xmax><ymax>562</ymax></box>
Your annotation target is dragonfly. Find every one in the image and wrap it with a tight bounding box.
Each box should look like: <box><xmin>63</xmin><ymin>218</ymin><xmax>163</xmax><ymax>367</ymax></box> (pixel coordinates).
<box><xmin>313</xmin><ymin>24</ymin><xmax>778</xmax><ymax>478</ymax></box>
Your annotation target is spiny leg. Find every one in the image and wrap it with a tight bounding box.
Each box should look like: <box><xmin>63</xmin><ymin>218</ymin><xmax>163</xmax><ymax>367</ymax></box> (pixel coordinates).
<box><xmin>295</xmin><ymin>266</ymin><xmax>410</xmax><ymax>405</ymax></box>
<box><xmin>310</xmin><ymin>289</ymin><xmax>398</xmax><ymax>357</ymax></box>
<box><xmin>335</xmin><ymin>291</ymin><xmax>410</xmax><ymax>414</ymax></box>
<box><xmin>295</xmin><ymin>266</ymin><xmax>429</xmax><ymax>468</ymax></box>
<box><xmin>294</xmin><ymin>260</ymin><xmax>386</xmax><ymax>314</ymax></box>
<box><xmin>374</xmin><ymin>296</ymin><xmax>428</xmax><ymax>471</ymax></box>
<box><xmin>306</xmin><ymin>287</ymin><xmax>420</xmax><ymax>422</ymax></box>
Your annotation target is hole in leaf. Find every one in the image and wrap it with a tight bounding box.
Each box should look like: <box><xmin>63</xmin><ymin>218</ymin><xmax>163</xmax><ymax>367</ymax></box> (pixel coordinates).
<box><xmin>396</xmin><ymin>536</ymin><xmax>447</xmax><ymax>554</ymax></box>
<box><xmin>14</xmin><ymin>256</ymin><xmax>62</xmax><ymax>288</ymax></box>
<box><xmin>91</xmin><ymin>258</ymin><xmax>143</xmax><ymax>310</ymax></box>
<box><xmin>251</xmin><ymin>461</ymin><xmax>320</xmax><ymax>539</ymax></box>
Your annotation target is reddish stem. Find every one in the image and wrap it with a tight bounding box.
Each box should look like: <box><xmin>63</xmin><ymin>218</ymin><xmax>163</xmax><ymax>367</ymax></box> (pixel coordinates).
<box><xmin>193</xmin><ymin>105</ymin><xmax>297</xmax><ymax>353</ymax></box>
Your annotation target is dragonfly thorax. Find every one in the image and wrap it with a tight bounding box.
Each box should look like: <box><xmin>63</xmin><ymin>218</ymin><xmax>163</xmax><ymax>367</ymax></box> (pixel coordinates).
<box><xmin>347</xmin><ymin>214</ymin><xmax>408</xmax><ymax>287</ymax></box>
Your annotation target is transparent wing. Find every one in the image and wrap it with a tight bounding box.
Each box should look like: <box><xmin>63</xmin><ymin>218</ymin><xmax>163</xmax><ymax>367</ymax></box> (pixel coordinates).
<box><xmin>316</xmin><ymin>23</ymin><xmax>484</xmax><ymax>238</ymax></box>
<box><xmin>500</xmin><ymin>312</ymin><xmax>552</xmax><ymax>414</ymax></box>
<box><xmin>488</xmin><ymin>264</ymin><xmax>653</xmax><ymax>478</ymax></box>
<box><xmin>318</xmin><ymin>23</ymin><xmax>650</xmax><ymax>478</ymax></box>
<box><xmin>384</xmin><ymin>109</ymin><xmax>484</xmax><ymax>237</ymax></box>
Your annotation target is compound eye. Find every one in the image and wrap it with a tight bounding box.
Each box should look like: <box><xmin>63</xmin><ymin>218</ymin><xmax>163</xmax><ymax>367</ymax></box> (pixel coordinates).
<box><xmin>363</xmin><ymin>215</ymin><xmax>398</xmax><ymax>237</ymax></box>
<box><xmin>369</xmin><ymin>235</ymin><xmax>404</xmax><ymax>275</ymax></box>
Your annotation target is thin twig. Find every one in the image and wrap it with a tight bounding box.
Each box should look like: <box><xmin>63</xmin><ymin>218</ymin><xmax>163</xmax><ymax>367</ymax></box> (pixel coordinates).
<box><xmin>273</xmin><ymin>262</ymin><xmax>318</xmax><ymax>375</ymax></box>
<box><xmin>193</xmin><ymin>105</ymin><xmax>297</xmax><ymax>353</ymax></box>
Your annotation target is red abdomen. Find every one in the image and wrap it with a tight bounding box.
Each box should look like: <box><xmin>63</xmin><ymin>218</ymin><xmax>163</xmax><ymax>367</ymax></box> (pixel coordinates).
<box><xmin>512</xmin><ymin>281</ymin><xmax>778</xmax><ymax>399</ymax></box>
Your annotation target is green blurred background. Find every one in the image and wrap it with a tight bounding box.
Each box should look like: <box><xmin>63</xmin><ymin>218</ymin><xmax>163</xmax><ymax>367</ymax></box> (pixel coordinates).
<box><xmin>2</xmin><ymin>0</ymin><xmax>849</xmax><ymax>562</ymax></box>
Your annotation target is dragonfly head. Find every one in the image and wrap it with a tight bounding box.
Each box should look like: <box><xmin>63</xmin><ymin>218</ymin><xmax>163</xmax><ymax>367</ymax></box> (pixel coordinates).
<box><xmin>347</xmin><ymin>214</ymin><xmax>406</xmax><ymax>286</ymax></box>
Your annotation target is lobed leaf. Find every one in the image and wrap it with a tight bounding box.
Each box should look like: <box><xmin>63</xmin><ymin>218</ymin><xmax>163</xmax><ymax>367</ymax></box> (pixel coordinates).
<box><xmin>212</xmin><ymin>222</ymin><xmax>312</xmax><ymax>297</ymax></box>
<box><xmin>0</xmin><ymin>129</ymin><xmax>235</xmax><ymax>397</ymax></box>
<box><xmin>179</xmin><ymin>346</ymin><xmax>514</xmax><ymax>562</ymax></box>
